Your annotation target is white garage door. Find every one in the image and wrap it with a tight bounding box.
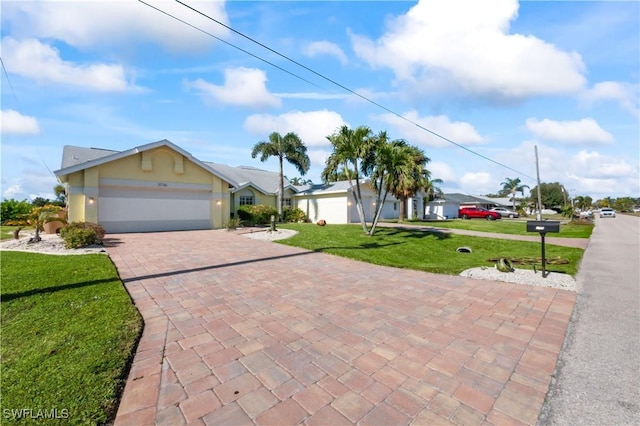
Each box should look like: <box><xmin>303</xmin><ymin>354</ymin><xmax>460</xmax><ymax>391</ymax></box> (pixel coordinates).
<box><xmin>98</xmin><ymin>186</ymin><xmax>211</xmax><ymax>233</ymax></box>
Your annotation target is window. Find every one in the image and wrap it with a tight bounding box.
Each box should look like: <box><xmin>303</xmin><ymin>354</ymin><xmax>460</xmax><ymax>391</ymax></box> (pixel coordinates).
<box><xmin>239</xmin><ymin>196</ymin><xmax>254</xmax><ymax>206</ymax></box>
<box><xmin>283</xmin><ymin>198</ymin><xmax>292</xmax><ymax>208</ymax></box>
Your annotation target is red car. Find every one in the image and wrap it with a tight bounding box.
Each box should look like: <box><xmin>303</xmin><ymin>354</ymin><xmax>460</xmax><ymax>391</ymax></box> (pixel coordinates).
<box><xmin>458</xmin><ymin>207</ymin><xmax>502</xmax><ymax>220</ymax></box>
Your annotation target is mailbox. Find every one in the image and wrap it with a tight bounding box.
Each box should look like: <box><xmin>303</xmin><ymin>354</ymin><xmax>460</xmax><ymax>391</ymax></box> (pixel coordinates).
<box><xmin>526</xmin><ymin>220</ymin><xmax>560</xmax><ymax>234</ymax></box>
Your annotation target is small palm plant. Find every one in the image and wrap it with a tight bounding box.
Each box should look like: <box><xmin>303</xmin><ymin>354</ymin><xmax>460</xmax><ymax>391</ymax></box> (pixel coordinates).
<box><xmin>5</xmin><ymin>205</ymin><xmax>66</xmax><ymax>242</ymax></box>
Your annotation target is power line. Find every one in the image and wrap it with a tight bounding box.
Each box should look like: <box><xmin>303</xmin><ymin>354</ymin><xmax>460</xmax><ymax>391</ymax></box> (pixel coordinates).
<box><xmin>1</xmin><ymin>57</ymin><xmax>22</xmax><ymax>110</ymax></box>
<box><xmin>137</xmin><ymin>0</ymin><xmax>324</xmax><ymax>91</ymax></box>
<box><xmin>160</xmin><ymin>0</ymin><xmax>537</xmax><ymax>181</ymax></box>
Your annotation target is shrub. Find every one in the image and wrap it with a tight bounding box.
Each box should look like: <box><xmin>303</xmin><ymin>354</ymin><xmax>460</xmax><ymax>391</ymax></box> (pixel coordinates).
<box><xmin>224</xmin><ymin>217</ymin><xmax>241</xmax><ymax>231</ymax></box>
<box><xmin>1</xmin><ymin>199</ymin><xmax>32</xmax><ymax>224</ymax></box>
<box><xmin>60</xmin><ymin>222</ymin><xmax>105</xmax><ymax>249</ymax></box>
<box><xmin>282</xmin><ymin>207</ymin><xmax>307</xmax><ymax>223</ymax></box>
<box><xmin>237</xmin><ymin>204</ymin><xmax>278</xmax><ymax>225</ymax></box>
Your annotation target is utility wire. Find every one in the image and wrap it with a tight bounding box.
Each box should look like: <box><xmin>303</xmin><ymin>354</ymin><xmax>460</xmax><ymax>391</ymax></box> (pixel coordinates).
<box><xmin>164</xmin><ymin>0</ymin><xmax>536</xmax><ymax>181</ymax></box>
<box><xmin>1</xmin><ymin>57</ymin><xmax>22</xmax><ymax>111</ymax></box>
<box><xmin>138</xmin><ymin>0</ymin><xmax>324</xmax><ymax>91</ymax></box>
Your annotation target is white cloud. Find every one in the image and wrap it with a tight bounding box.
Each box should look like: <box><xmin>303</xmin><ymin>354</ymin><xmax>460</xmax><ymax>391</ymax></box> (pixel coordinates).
<box><xmin>525</xmin><ymin>118</ymin><xmax>614</xmax><ymax>145</ymax></box>
<box><xmin>2</xmin><ymin>184</ymin><xmax>23</xmax><ymax>199</ymax></box>
<box><xmin>428</xmin><ymin>162</ymin><xmax>457</xmax><ymax>184</ymax></box>
<box><xmin>571</xmin><ymin>150</ymin><xmax>636</xmax><ymax>179</ymax></box>
<box><xmin>189</xmin><ymin>68</ymin><xmax>281</xmax><ymax>109</ymax></box>
<box><xmin>350</xmin><ymin>0</ymin><xmax>586</xmax><ymax>101</ymax></box>
<box><xmin>580</xmin><ymin>81</ymin><xmax>640</xmax><ymax>117</ymax></box>
<box><xmin>374</xmin><ymin>111</ymin><xmax>485</xmax><ymax>148</ymax></box>
<box><xmin>244</xmin><ymin>110</ymin><xmax>348</xmax><ymax>147</ymax></box>
<box><xmin>459</xmin><ymin>172</ymin><xmax>493</xmax><ymax>193</ymax></box>
<box><xmin>2</xmin><ymin>0</ymin><xmax>229</xmax><ymax>53</ymax></box>
<box><xmin>1</xmin><ymin>110</ymin><xmax>40</xmax><ymax>134</ymax></box>
<box><xmin>1</xmin><ymin>37</ymin><xmax>132</xmax><ymax>92</ymax></box>
<box><xmin>304</xmin><ymin>41</ymin><xmax>348</xmax><ymax>64</ymax></box>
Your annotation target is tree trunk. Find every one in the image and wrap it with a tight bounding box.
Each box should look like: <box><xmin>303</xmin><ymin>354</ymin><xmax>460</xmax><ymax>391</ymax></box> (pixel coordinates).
<box><xmin>278</xmin><ymin>156</ymin><xmax>284</xmax><ymax>221</ymax></box>
<box><xmin>398</xmin><ymin>196</ymin><xmax>407</xmax><ymax>222</ymax></box>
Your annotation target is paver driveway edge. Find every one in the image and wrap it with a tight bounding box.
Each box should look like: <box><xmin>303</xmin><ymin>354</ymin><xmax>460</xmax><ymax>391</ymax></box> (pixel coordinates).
<box><xmin>107</xmin><ymin>229</ymin><xmax>577</xmax><ymax>426</ymax></box>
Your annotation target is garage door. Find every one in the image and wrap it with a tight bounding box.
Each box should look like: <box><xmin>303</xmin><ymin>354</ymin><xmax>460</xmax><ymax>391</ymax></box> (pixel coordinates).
<box><xmin>98</xmin><ymin>186</ymin><xmax>211</xmax><ymax>233</ymax></box>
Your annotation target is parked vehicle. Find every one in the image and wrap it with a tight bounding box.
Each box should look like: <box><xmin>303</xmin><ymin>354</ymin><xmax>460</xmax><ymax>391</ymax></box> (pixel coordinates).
<box><xmin>458</xmin><ymin>207</ymin><xmax>501</xmax><ymax>220</ymax></box>
<box><xmin>599</xmin><ymin>208</ymin><xmax>616</xmax><ymax>218</ymax></box>
<box><xmin>490</xmin><ymin>207</ymin><xmax>519</xmax><ymax>218</ymax></box>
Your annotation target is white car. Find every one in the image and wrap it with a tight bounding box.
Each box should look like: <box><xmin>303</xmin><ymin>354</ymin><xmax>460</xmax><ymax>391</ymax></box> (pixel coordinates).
<box><xmin>599</xmin><ymin>208</ymin><xmax>616</xmax><ymax>218</ymax></box>
<box><xmin>490</xmin><ymin>207</ymin><xmax>519</xmax><ymax>218</ymax></box>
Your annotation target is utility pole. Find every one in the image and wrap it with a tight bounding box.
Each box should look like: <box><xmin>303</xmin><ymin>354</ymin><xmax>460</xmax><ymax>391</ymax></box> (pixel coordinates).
<box><xmin>534</xmin><ymin>145</ymin><xmax>543</xmax><ymax>220</ymax></box>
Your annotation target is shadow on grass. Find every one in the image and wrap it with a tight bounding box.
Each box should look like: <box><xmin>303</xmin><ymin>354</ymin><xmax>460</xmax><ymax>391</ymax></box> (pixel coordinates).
<box><xmin>372</xmin><ymin>227</ymin><xmax>452</xmax><ymax>241</ymax></box>
<box><xmin>1</xmin><ymin>278</ymin><xmax>118</xmax><ymax>302</ymax></box>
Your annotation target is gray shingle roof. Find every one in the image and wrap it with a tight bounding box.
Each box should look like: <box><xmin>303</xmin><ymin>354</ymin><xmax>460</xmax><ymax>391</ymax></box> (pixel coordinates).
<box><xmin>205</xmin><ymin>162</ymin><xmax>287</xmax><ymax>194</ymax></box>
<box><xmin>60</xmin><ymin>145</ymin><xmax>118</xmax><ymax>169</ymax></box>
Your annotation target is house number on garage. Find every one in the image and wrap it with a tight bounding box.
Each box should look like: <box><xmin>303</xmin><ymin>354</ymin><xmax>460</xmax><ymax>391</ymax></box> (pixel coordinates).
<box><xmin>157</xmin><ymin>182</ymin><xmax>168</xmax><ymax>187</ymax></box>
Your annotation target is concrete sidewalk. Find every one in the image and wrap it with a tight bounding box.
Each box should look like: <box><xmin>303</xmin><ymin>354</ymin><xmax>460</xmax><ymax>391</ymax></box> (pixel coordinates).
<box><xmin>538</xmin><ymin>215</ymin><xmax>640</xmax><ymax>425</ymax></box>
<box><xmin>107</xmin><ymin>229</ymin><xmax>576</xmax><ymax>425</ymax></box>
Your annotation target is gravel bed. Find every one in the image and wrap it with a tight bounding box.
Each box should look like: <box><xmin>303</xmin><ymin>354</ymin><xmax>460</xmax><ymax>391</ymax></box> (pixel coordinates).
<box><xmin>0</xmin><ymin>233</ymin><xmax>107</xmax><ymax>255</ymax></box>
<box><xmin>239</xmin><ymin>228</ymin><xmax>299</xmax><ymax>241</ymax></box>
<box><xmin>460</xmin><ymin>266</ymin><xmax>576</xmax><ymax>291</ymax></box>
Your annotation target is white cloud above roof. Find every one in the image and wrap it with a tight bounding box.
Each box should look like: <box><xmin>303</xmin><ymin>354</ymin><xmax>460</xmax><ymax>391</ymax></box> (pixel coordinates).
<box><xmin>2</xmin><ymin>0</ymin><xmax>229</xmax><ymax>53</ymax></box>
<box><xmin>350</xmin><ymin>0</ymin><xmax>586</xmax><ymax>101</ymax></box>
<box><xmin>1</xmin><ymin>110</ymin><xmax>40</xmax><ymax>134</ymax></box>
<box><xmin>374</xmin><ymin>111</ymin><xmax>485</xmax><ymax>148</ymax></box>
<box><xmin>1</xmin><ymin>37</ymin><xmax>133</xmax><ymax>92</ymax></box>
<box><xmin>243</xmin><ymin>110</ymin><xmax>348</xmax><ymax>147</ymax></box>
<box><xmin>525</xmin><ymin>118</ymin><xmax>614</xmax><ymax>145</ymax></box>
<box><xmin>303</xmin><ymin>41</ymin><xmax>348</xmax><ymax>64</ymax></box>
<box><xmin>188</xmin><ymin>67</ymin><xmax>281</xmax><ymax>109</ymax></box>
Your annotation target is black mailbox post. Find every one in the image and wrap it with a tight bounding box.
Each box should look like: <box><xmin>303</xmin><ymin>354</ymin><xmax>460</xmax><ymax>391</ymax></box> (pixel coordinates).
<box><xmin>526</xmin><ymin>220</ymin><xmax>560</xmax><ymax>277</ymax></box>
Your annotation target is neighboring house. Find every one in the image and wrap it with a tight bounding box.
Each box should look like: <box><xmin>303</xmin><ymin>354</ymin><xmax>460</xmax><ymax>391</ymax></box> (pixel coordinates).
<box><xmin>425</xmin><ymin>193</ymin><xmax>512</xmax><ymax>219</ymax></box>
<box><xmin>205</xmin><ymin>162</ymin><xmax>296</xmax><ymax>216</ymax></box>
<box><xmin>293</xmin><ymin>181</ymin><xmax>399</xmax><ymax>224</ymax></box>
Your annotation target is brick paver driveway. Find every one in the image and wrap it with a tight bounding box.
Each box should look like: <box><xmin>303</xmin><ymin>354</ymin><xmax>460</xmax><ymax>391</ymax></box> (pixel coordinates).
<box><xmin>107</xmin><ymin>229</ymin><xmax>575</xmax><ymax>425</ymax></box>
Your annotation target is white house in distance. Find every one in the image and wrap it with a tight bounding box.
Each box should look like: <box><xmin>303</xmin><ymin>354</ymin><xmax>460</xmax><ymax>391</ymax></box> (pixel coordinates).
<box><xmin>425</xmin><ymin>193</ymin><xmax>515</xmax><ymax>219</ymax></box>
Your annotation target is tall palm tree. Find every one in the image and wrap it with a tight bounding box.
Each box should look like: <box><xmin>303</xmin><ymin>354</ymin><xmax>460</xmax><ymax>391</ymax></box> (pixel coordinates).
<box><xmin>500</xmin><ymin>177</ymin><xmax>530</xmax><ymax>212</ymax></box>
<box><xmin>321</xmin><ymin>125</ymin><xmax>374</xmax><ymax>233</ymax></box>
<box><xmin>384</xmin><ymin>143</ymin><xmax>431</xmax><ymax>222</ymax></box>
<box><xmin>252</xmin><ymin>131</ymin><xmax>310</xmax><ymax>220</ymax></box>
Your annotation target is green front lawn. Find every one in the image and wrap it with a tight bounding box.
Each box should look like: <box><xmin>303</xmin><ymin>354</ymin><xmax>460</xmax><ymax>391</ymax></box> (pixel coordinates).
<box><xmin>0</xmin><ymin>226</ymin><xmax>32</xmax><ymax>240</ymax></box>
<box><xmin>0</xmin><ymin>252</ymin><xmax>142</xmax><ymax>425</ymax></box>
<box><xmin>278</xmin><ymin>224</ymin><xmax>585</xmax><ymax>276</ymax></box>
<box><xmin>404</xmin><ymin>218</ymin><xmax>593</xmax><ymax>238</ymax></box>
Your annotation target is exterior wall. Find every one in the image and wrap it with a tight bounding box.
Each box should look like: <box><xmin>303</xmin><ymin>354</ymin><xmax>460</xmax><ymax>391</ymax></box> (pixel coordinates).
<box><xmin>64</xmin><ymin>147</ymin><xmax>230</xmax><ymax>231</ymax></box>
<box><xmin>296</xmin><ymin>194</ymin><xmax>349</xmax><ymax>224</ymax></box>
<box><xmin>426</xmin><ymin>201</ymin><xmax>459</xmax><ymax>219</ymax></box>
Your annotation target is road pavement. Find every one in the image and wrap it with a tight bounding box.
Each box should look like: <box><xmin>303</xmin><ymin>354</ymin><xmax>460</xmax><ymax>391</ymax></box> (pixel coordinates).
<box><xmin>538</xmin><ymin>214</ymin><xmax>640</xmax><ymax>425</ymax></box>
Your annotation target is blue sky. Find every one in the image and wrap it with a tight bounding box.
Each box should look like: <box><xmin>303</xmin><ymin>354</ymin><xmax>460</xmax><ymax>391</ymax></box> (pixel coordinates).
<box><xmin>2</xmin><ymin>0</ymin><xmax>639</xmax><ymax>202</ymax></box>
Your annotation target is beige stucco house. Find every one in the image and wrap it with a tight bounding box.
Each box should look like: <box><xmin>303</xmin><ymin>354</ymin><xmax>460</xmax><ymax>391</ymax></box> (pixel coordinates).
<box><xmin>54</xmin><ymin>139</ymin><xmax>413</xmax><ymax>233</ymax></box>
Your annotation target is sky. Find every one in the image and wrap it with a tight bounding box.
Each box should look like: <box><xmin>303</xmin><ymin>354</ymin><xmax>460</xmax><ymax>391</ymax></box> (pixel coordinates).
<box><xmin>1</xmin><ymin>0</ymin><xmax>639</xmax><ymax>202</ymax></box>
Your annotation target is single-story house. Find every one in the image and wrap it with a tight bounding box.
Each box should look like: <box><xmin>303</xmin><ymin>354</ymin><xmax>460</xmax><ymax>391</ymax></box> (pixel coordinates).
<box><xmin>425</xmin><ymin>193</ymin><xmax>513</xmax><ymax>219</ymax></box>
<box><xmin>54</xmin><ymin>140</ymin><xmax>404</xmax><ymax>233</ymax></box>
<box><xmin>293</xmin><ymin>181</ymin><xmax>400</xmax><ymax>224</ymax></box>
<box><xmin>55</xmin><ymin>140</ymin><xmax>237</xmax><ymax>233</ymax></box>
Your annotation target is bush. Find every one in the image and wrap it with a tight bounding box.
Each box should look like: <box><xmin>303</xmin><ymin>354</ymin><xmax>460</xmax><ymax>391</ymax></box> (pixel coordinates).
<box><xmin>282</xmin><ymin>207</ymin><xmax>307</xmax><ymax>223</ymax></box>
<box><xmin>60</xmin><ymin>222</ymin><xmax>105</xmax><ymax>248</ymax></box>
<box><xmin>237</xmin><ymin>204</ymin><xmax>278</xmax><ymax>225</ymax></box>
<box><xmin>1</xmin><ymin>199</ymin><xmax>32</xmax><ymax>224</ymax></box>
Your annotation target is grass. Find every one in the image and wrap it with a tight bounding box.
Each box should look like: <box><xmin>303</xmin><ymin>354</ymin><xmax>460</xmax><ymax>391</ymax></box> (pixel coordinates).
<box><xmin>401</xmin><ymin>218</ymin><xmax>594</xmax><ymax>238</ymax></box>
<box><xmin>0</xmin><ymin>252</ymin><xmax>142</xmax><ymax>425</ymax></box>
<box><xmin>0</xmin><ymin>226</ymin><xmax>32</xmax><ymax>240</ymax></box>
<box><xmin>277</xmin><ymin>223</ymin><xmax>585</xmax><ymax>276</ymax></box>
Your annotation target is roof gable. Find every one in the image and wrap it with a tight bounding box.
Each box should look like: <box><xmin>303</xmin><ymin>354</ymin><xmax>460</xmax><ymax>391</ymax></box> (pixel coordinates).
<box><xmin>54</xmin><ymin>140</ymin><xmax>235</xmax><ymax>184</ymax></box>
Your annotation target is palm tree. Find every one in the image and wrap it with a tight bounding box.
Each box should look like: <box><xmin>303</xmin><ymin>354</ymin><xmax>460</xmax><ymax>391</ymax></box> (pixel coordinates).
<box><xmin>321</xmin><ymin>125</ymin><xmax>374</xmax><ymax>233</ymax></box>
<box><xmin>384</xmin><ymin>143</ymin><xmax>431</xmax><ymax>222</ymax></box>
<box><xmin>252</xmin><ymin>131</ymin><xmax>310</xmax><ymax>220</ymax></box>
<box><xmin>500</xmin><ymin>177</ymin><xmax>530</xmax><ymax>212</ymax></box>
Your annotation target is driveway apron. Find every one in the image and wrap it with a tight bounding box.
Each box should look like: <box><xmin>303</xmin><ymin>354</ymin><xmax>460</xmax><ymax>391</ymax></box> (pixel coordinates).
<box><xmin>107</xmin><ymin>229</ymin><xmax>576</xmax><ymax>425</ymax></box>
